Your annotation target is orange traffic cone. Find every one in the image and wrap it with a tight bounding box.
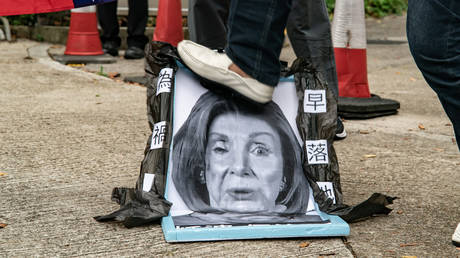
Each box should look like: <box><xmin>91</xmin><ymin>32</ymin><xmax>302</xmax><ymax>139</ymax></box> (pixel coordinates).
<box><xmin>153</xmin><ymin>0</ymin><xmax>183</xmax><ymax>47</ymax></box>
<box><xmin>64</xmin><ymin>6</ymin><xmax>103</xmax><ymax>55</ymax></box>
<box><xmin>332</xmin><ymin>0</ymin><xmax>399</xmax><ymax>118</ymax></box>
<box><xmin>53</xmin><ymin>6</ymin><xmax>115</xmax><ymax>64</ymax></box>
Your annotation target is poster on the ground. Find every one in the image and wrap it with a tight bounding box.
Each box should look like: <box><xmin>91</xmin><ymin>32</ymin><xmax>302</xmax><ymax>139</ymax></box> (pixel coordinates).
<box><xmin>160</xmin><ymin>66</ymin><xmax>349</xmax><ymax>242</ymax></box>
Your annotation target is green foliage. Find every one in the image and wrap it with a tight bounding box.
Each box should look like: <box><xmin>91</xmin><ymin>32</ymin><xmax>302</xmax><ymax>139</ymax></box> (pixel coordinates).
<box><xmin>326</xmin><ymin>0</ymin><xmax>335</xmax><ymax>15</ymax></box>
<box><xmin>326</xmin><ymin>0</ymin><xmax>408</xmax><ymax>18</ymax></box>
<box><xmin>6</xmin><ymin>11</ymin><xmax>70</xmax><ymax>26</ymax></box>
<box><xmin>97</xmin><ymin>66</ymin><xmax>108</xmax><ymax>77</ymax></box>
<box><xmin>364</xmin><ymin>0</ymin><xmax>408</xmax><ymax>17</ymax></box>
<box><xmin>35</xmin><ymin>33</ymin><xmax>44</xmax><ymax>42</ymax></box>
<box><xmin>7</xmin><ymin>14</ymin><xmax>37</xmax><ymax>26</ymax></box>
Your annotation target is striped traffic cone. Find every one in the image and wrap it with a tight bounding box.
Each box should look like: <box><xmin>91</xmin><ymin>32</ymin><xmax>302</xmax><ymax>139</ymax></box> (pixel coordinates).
<box><xmin>153</xmin><ymin>0</ymin><xmax>183</xmax><ymax>46</ymax></box>
<box><xmin>332</xmin><ymin>0</ymin><xmax>399</xmax><ymax>119</ymax></box>
<box><xmin>65</xmin><ymin>6</ymin><xmax>103</xmax><ymax>55</ymax></box>
<box><xmin>53</xmin><ymin>6</ymin><xmax>115</xmax><ymax>64</ymax></box>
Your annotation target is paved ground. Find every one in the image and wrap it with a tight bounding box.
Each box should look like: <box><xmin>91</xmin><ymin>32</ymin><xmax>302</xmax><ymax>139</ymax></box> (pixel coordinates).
<box><xmin>1</xmin><ymin>14</ymin><xmax>459</xmax><ymax>257</ymax></box>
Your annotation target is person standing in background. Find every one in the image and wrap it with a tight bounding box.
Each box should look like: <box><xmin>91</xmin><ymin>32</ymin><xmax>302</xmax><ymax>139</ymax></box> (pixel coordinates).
<box><xmin>97</xmin><ymin>0</ymin><xmax>149</xmax><ymax>59</ymax></box>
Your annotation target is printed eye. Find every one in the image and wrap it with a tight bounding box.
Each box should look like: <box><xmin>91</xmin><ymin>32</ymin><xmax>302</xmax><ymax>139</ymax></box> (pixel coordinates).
<box><xmin>212</xmin><ymin>141</ymin><xmax>228</xmax><ymax>154</ymax></box>
<box><xmin>249</xmin><ymin>143</ymin><xmax>270</xmax><ymax>156</ymax></box>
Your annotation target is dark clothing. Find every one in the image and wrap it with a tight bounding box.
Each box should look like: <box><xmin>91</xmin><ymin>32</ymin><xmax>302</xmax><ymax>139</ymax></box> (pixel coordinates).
<box><xmin>96</xmin><ymin>0</ymin><xmax>149</xmax><ymax>49</ymax></box>
<box><xmin>188</xmin><ymin>0</ymin><xmax>230</xmax><ymax>50</ymax></box>
<box><xmin>407</xmin><ymin>0</ymin><xmax>460</xmax><ymax>149</ymax></box>
<box><xmin>225</xmin><ymin>0</ymin><xmax>292</xmax><ymax>87</ymax></box>
<box><xmin>287</xmin><ymin>0</ymin><xmax>339</xmax><ymax>99</ymax></box>
<box><xmin>188</xmin><ymin>0</ymin><xmax>338</xmax><ymax>98</ymax></box>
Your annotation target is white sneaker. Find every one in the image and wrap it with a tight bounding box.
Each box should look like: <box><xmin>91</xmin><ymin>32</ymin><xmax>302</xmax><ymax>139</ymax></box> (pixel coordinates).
<box><xmin>177</xmin><ymin>40</ymin><xmax>274</xmax><ymax>104</ymax></box>
<box><xmin>453</xmin><ymin>223</ymin><xmax>460</xmax><ymax>247</ymax></box>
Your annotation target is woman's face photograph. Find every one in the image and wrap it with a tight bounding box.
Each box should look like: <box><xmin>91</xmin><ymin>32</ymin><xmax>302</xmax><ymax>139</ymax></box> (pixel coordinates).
<box><xmin>204</xmin><ymin>112</ymin><xmax>285</xmax><ymax>213</ymax></box>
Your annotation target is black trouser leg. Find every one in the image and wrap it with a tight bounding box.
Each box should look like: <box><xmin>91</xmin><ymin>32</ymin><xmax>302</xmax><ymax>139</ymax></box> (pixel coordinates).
<box><xmin>127</xmin><ymin>0</ymin><xmax>149</xmax><ymax>49</ymax></box>
<box><xmin>188</xmin><ymin>0</ymin><xmax>230</xmax><ymax>50</ymax></box>
<box><xmin>97</xmin><ymin>0</ymin><xmax>121</xmax><ymax>47</ymax></box>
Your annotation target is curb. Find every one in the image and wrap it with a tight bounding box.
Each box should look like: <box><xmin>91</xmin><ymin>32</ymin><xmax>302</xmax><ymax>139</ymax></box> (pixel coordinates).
<box><xmin>27</xmin><ymin>42</ymin><xmax>112</xmax><ymax>81</ymax></box>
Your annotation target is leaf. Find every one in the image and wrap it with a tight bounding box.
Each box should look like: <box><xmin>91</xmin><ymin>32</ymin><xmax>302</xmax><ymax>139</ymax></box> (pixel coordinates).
<box><xmin>418</xmin><ymin>124</ymin><xmax>425</xmax><ymax>130</ymax></box>
<box><xmin>410</xmin><ymin>77</ymin><xmax>416</xmax><ymax>81</ymax></box>
<box><xmin>396</xmin><ymin>210</ymin><xmax>403</xmax><ymax>214</ymax></box>
<box><xmin>0</xmin><ymin>223</ymin><xmax>7</xmax><ymax>228</ymax></box>
<box><xmin>0</xmin><ymin>172</ymin><xmax>6</xmax><ymax>176</ymax></box>
<box><xmin>400</xmin><ymin>243</ymin><xmax>417</xmax><ymax>247</ymax></box>
<box><xmin>363</xmin><ymin>154</ymin><xmax>377</xmax><ymax>158</ymax></box>
<box><xmin>66</xmin><ymin>63</ymin><xmax>85</xmax><ymax>68</ymax></box>
<box><xmin>359</xmin><ymin>130</ymin><xmax>370</xmax><ymax>134</ymax></box>
<box><xmin>108</xmin><ymin>72</ymin><xmax>120</xmax><ymax>79</ymax></box>
<box><xmin>299</xmin><ymin>242</ymin><xmax>310</xmax><ymax>248</ymax></box>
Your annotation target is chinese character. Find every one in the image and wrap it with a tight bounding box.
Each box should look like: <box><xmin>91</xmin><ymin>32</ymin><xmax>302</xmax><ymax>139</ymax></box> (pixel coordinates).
<box><xmin>304</xmin><ymin>90</ymin><xmax>326</xmax><ymax>113</ymax></box>
<box><xmin>151</xmin><ymin>121</ymin><xmax>167</xmax><ymax>149</ymax></box>
<box><xmin>306</xmin><ymin>140</ymin><xmax>329</xmax><ymax>164</ymax></box>
<box><xmin>156</xmin><ymin>68</ymin><xmax>173</xmax><ymax>95</ymax></box>
<box><xmin>321</xmin><ymin>184</ymin><xmax>333</xmax><ymax>197</ymax></box>
<box><xmin>316</xmin><ymin>182</ymin><xmax>336</xmax><ymax>204</ymax></box>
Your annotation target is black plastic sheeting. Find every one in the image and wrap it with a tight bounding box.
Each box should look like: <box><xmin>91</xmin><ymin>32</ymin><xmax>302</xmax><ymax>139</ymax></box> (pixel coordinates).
<box><xmin>94</xmin><ymin>42</ymin><xmax>396</xmax><ymax>228</ymax></box>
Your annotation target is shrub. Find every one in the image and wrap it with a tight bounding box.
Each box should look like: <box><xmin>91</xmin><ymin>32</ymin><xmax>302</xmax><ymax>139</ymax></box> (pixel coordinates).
<box><xmin>7</xmin><ymin>14</ymin><xmax>37</xmax><ymax>26</ymax></box>
<box><xmin>326</xmin><ymin>0</ymin><xmax>408</xmax><ymax>18</ymax></box>
<box><xmin>364</xmin><ymin>0</ymin><xmax>408</xmax><ymax>17</ymax></box>
<box><xmin>7</xmin><ymin>11</ymin><xmax>70</xmax><ymax>26</ymax></box>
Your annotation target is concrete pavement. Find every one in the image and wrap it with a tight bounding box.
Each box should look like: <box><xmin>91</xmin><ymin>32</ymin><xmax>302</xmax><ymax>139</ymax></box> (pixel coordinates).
<box><xmin>1</xmin><ymin>14</ymin><xmax>459</xmax><ymax>257</ymax></box>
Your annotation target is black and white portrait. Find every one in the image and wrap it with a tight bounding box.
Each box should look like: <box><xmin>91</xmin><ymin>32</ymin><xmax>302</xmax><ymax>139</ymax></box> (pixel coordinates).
<box><xmin>166</xmin><ymin>69</ymin><xmax>327</xmax><ymax>228</ymax></box>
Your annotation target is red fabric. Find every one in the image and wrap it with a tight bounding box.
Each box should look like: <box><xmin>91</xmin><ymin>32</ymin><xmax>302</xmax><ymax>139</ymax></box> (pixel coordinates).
<box><xmin>334</xmin><ymin>47</ymin><xmax>371</xmax><ymax>98</ymax></box>
<box><xmin>153</xmin><ymin>0</ymin><xmax>183</xmax><ymax>47</ymax></box>
<box><xmin>0</xmin><ymin>0</ymin><xmax>74</xmax><ymax>16</ymax></box>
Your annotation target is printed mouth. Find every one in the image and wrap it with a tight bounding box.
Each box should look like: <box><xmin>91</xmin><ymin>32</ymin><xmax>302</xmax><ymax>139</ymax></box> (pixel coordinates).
<box><xmin>226</xmin><ymin>188</ymin><xmax>255</xmax><ymax>200</ymax></box>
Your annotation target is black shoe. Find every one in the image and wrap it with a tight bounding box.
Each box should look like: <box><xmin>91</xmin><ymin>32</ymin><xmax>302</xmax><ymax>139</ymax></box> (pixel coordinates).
<box><xmin>124</xmin><ymin>46</ymin><xmax>145</xmax><ymax>59</ymax></box>
<box><xmin>335</xmin><ymin>117</ymin><xmax>347</xmax><ymax>141</ymax></box>
<box><xmin>102</xmin><ymin>41</ymin><xmax>119</xmax><ymax>57</ymax></box>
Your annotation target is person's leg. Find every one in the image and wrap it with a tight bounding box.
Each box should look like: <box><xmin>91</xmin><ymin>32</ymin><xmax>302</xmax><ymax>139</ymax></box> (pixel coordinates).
<box><xmin>97</xmin><ymin>0</ymin><xmax>121</xmax><ymax>56</ymax></box>
<box><xmin>286</xmin><ymin>0</ymin><xmax>338</xmax><ymax>100</ymax></box>
<box><xmin>225</xmin><ymin>0</ymin><xmax>292</xmax><ymax>87</ymax></box>
<box><xmin>178</xmin><ymin>0</ymin><xmax>292</xmax><ymax>103</ymax></box>
<box><xmin>188</xmin><ymin>0</ymin><xmax>230</xmax><ymax>50</ymax></box>
<box><xmin>286</xmin><ymin>0</ymin><xmax>345</xmax><ymax>140</ymax></box>
<box><xmin>407</xmin><ymin>0</ymin><xmax>460</xmax><ymax>150</ymax></box>
<box><xmin>125</xmin><ymin>0</ymin><xmax>149</xmax><ymax>59</ymax></box>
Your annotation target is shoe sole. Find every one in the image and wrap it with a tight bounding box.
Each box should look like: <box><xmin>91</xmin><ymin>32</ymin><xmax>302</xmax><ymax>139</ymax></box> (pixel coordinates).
<box><xmin>335</xmin><ymin>130</ymin><xmax>347</xmax><ymax>140</ymax></box>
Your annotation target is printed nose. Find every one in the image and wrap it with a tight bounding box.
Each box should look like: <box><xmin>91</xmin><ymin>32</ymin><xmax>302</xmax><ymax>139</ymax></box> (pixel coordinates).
<box><xmin>229</xmin><ymin>153</ymin><xmax>251</xmax><ymax>177</ymax></box>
